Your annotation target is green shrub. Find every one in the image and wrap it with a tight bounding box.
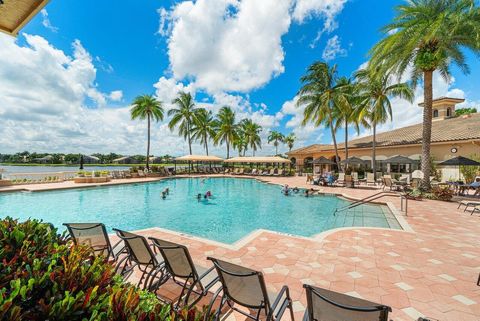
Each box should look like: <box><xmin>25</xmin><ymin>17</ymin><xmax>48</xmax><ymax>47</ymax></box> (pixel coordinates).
<box><xmin>0</xmin><ymin>217</ymin><xmax>211</xmax><ymax>321</ymax></box>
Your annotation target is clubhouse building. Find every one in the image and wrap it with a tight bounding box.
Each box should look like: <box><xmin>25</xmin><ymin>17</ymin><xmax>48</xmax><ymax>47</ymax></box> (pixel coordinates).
<box><xmin>287</xmin><ymin>97</ymin><xmax>480</xmax><ymax>180</ymax></box>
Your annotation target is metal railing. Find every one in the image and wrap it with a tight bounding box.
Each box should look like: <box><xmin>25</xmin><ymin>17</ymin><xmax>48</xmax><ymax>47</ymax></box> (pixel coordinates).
<box><xmin>3</xmin><ymin>171</ymin><xmax>77</xmax><ymax>184</ymax></box>
<box><xmin>333</xmin><ymin>191</ymin><xmax>406</xmax><ymax>216</ymax></box>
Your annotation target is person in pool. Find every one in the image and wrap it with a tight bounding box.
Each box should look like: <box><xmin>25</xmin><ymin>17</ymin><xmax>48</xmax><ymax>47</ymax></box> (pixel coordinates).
<box><xmin>161</xmin><ymin>191</ymin><xmax>166</xmax><ymax>199</ymax></box>
<box><xmin>292</xmin><ymin>187</ymin><xmax>299</xmax><ymax>193</ymax></box>
<box><xmin>164</xmin><ymin>187</ymin><xmax>169</xmax><ymax>195</ymax></box>
<box><xmin>206</xmin><ymin>191</ymin><xmax>212</xmax><ymax>197</ymax></box>
<box><xmin>282</xmin><ymin>184</ymin><xmax>290</xmax><ymax>196</ymax></box>
<box><xmin>197</xmin><ymin>193</ymin><xmax>202</xmax><ymax>201</ymax></box>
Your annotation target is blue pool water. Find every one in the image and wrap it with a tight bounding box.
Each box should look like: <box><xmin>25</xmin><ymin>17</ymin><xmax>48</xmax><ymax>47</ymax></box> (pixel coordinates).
<box><xmin>0</xmin><ymin>178</ymin><xmax>401</xmax><ymax>243</ymax></box>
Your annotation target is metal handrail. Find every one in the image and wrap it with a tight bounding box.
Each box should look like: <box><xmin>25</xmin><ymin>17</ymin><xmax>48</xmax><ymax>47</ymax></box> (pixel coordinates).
<box><xmin>333</xmin><ymin>191</ymin><xmax>398</xmax><ymax>216</ymax></box>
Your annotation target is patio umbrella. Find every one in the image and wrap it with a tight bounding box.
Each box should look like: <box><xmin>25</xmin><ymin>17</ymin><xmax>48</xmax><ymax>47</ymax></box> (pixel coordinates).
<box><xmin>438</xmin><ymin>156</ymin><xmax>480</xmax><ymax>166</ymax></box>
<box><xmin>438</xmin><ymin>156</ymin><xmax>480</xmax><ymax>181</ymax></box>
<box><xmin>312</xmin><ymin>156</ymin><xmax>335</xmax><ymax>165</ymax></box>
<box><xmin>79</xmin><ymin>155</ymin><xmax>84</xmax><ymax>170</ymax></box>
<box><xmin>382</xmin><ymin>155</ymin><xmax>416</xmax><ymax>164</ymax></box>
<box><xmin>340</xmin><ymin>157</ymin><xmax>366</xmax><ymax>165</ymax></box>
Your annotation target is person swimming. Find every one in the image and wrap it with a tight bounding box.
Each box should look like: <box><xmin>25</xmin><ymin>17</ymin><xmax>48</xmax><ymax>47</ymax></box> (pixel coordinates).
<box><xmin>292</xmin><ymin>187</ymin><xmax>299</xmax><ymax>193</ymax></box>
<box><xmin>282</xmin><ymin>184</ymin><xmax>290</xmax><ymax>196</ymax></box>
<box><xmin>197</xmin><ymin>193</ymin><xmax>202</xmax><ymax>201</ymax></box>
<box><xmin>164</xmin><ymin>187</ymin><xmax>169</xmax><ymax>195</ymax></box>
<box><xmin>161</xmin><ymin>191</ymin><xmax>166</xmax><ymax>199</ymax></box>
<box><xmin>206</xmin><ymin>191</ymin><xmax>212</xmax><ymax>197</ymax></box>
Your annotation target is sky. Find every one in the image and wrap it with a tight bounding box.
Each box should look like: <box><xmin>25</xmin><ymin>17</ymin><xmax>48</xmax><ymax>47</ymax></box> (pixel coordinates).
<box><xmin>0</xmin><ymin>0</ymin><xmax>479</xmax><ymax>157</ymax></box>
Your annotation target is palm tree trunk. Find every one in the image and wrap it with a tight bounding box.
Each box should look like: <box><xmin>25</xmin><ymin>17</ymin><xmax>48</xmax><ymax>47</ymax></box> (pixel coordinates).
<box><xmin>146</xmin><ymin>114</ymin><xmax>151</xmax><ymax>170</ymax></box>
<box><xmin>187</xmin><ymin>122</ymin><xmax>192</xmax><ymax>155</ymax></box>
<box><xmin>226</xmin><ymin>139</ymin><xmax>230</xmax><ymax>159</ymax></box>
<box><xmin>205</xmin><ymin>137</ymin><xmax>209</xmax><ymax>156</ymax></box>
<box><xmin>344</xmin><ymin>117</ymin><xmax>348</xmax><ymax>171</ymax></box>
<box><xmin>372</xmin><ymin>122</ymin><xmax>376</xmax><ymax>180</ymax></box>
<box><xmin>420</xmin><ymin>70</ymin><xmax>433</xmax><ymax>190</ymax></box>
<box><xmin>330</xmin><ymin>126</ymin><xmax>340</xmax><ymax>171</ymax></box>
<box><xmin>275</xmin><ymin>142</ymin><xmax>278</xmax><ymax>155</ymax></box>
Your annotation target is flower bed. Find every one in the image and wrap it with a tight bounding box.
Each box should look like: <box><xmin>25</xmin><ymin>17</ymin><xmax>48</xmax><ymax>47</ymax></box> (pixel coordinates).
<box><xmin>0</xmin><ymin>217</ymin><xmax>210</xmax><ymax>321</ymax></box>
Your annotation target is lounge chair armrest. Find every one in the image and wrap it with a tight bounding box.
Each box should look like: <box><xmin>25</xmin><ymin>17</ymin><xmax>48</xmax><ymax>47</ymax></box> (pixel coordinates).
<box><xmin>198</xmin><ymin>266</ymin><xmax>220</xmax><ymax>290</ymax></box>
<box><xmin>269</xmin><ymin>285</ymin><xmax>292</xmax><ymax>321</ymax></box>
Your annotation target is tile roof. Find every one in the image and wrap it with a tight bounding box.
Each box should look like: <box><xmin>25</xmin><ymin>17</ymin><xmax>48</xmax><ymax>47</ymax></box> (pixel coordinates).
<box><xmin>288</xmin><ymin>113</ymin><xmax>480</xmax><ymax>155</ymax></box>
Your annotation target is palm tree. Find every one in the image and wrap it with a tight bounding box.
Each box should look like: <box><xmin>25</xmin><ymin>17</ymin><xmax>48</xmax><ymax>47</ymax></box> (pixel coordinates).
<box><xmin>284</xmin><ymin>133</ymin><xmax>296</xmax><ymax>152</ymax></box>
<box><xmin>241</xmin><ymin>119</ymin><xmax>262</xmax><ymax>156</ymax></box>
<box><xmin>297</xmin><ymin>62</ymin><xmax>347</xmax><ymax>167</ymax></box>
<box><xmin>130</xmin><ymin>94</ymin><xmax>164</xmax><ymax>170</ymax></box>
<box><xmin>354</xmin><ymin>67</ymin><xmax>414</xmax><ymax>179</ymax></box>
<box><xmin>332</xmin><ymin>77</ymin><xmax>366</xmax><ymax>166</ymax></box>
<box><xmin>214</xmin><ymin>106</ymin><xmax>238</xmax><ymax>158</ymax></box>
<box><xmin>370</xmin><ymin>0</ymin><xmax>480</xmax><ymax>189</ymax></box>
<box><xmin>191</xmin><ymin>108</ymin><xmax>217</xmax><ymax>155</ymax></box>
<box><xmin>268</xmin><ymin>131</ymin><xmax>284</xmax><ymax>155</ymax></box>
<box><xmin>168</xmin><ymin>92</ymin><xmax>201</xmax><ymax>155</ymax></box>
<box><xmin>233</xmin><ymin>133</ymin><xmax>248</xmax><ymax>157</ymax></box>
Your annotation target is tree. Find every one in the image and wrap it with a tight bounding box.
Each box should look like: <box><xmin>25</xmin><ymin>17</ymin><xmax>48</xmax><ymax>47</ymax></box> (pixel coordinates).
<box><xmin>370</xmin><ymin>0</ymin><xmax>480</xmax><ymax>189</ymax></box>
<box><xmin>354</xmin><ymin>67</ymin><xmax>414</xmax><ymax>179</ymax></box>
<box><xmin>240</xmin><ymin>119</ymin><xmax>262</xmax><ymax>156</ymax></box>
<box><xmin>268</xmin><ymin>131</ymin><xmax>284</xmax><ymax>155</ymax></box>
<box><xmin>284</xmin><ymin>133</ymin><xmax>296</xmax><ymax>152</ymax></box>
<box><xmin>455</xmin><ymin>107</ymin><xmax>477</xmax><ymax>116</ymax></box>
<box><xmin>191</xmin><ymin>108</ymin><xmax>217</xmax><ymax>155</ymax></box>
<box><xmin>233</xmin><ymin>133</ymin><xmax>248</xmax><ymax>157</ymax></box>
<box><xmin>168</xmin><ymin>92</ymin><xmax>201</xmax><ymax>155</ymax></box>
<box><xmin>130</xmin><ymin>94</ymin><xmax>164</xmax><ymax>170</ymax></box>
<box><xmin>297</xmin><ymin>62</ymin><xmax>347</xmax><ymax>167</ymax></box>
<box><xmin>214</xmin><ymin>106</ymin><xmax>238</xmax><ymax>158</ymax></box>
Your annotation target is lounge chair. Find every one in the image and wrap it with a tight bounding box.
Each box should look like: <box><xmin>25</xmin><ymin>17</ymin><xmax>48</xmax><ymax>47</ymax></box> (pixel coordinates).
<box><xmin>335</xmin><ymin>173</ymin><xmax>345</xmax><ymax>186</ymax></box>
<box><xmin>268</xmin><ymin>168</ymin><xmax>275</xmax><ymax>176</ymax></box>
<box><xmin>273</xmin><ymin>169</ymin><xmax>281</xmax><ymax>176</ymax></box>
<box><xmin>206</xmin><ymin>257</ymin><xmax>295</xmax><ymax>321</ymax></box>
<box><xmin>366</xmin><ymin>173</ymin><xmax>375</xmax><ymax>186</ymax></box>
<box><xmin>113</xmin><ymin>229</ymin><xmax>166</xmax><ymax>290</ymax></box>
<box><xmin>224</xmin><ymin>168</ymin><xmax>230</xmax><ymax>174</ymax></box>
<box><xmin>138</xmin><ymin>170</ymin><xmax>146</xmax><ymax>178</ymax></box>
<box><xmin>352</xmin><ymin>172</ymin><xmax>359</xmax><ymax>185</ymax></box>
<box><xmin>149</xmin><ymin>237</ymin><xmax>219</xmax><ymax>309</ymax></box>
<box><xmin>471</xmin><ymin>205</ymin><xmax>480</xmax><ymax>216</ymax></box>
<box><xmin>238</xmin><ymin>168</ymin><xmax>245</xmax><ymax>175</ymax></box>
<box><xmin>383</xmin><ymin>177</ymin><xmax>402</xmax><ymax>191</ymax></box>
<box><xmin>457</xmin><ymin>200</ymin><xmax>480</xmax><ymax>212</ymax></box>
<box><xmin>301</xmin><ymin>284</ymin><xmax>391</xmax><ymax>321</ymax></box>
<box><xmin>251</xmin><ymin>168</ymin><xmax>258</xmax><ymax>175</ymax></box>
<box><xmin>63</xmin><ymin>223</ymin><xmax>125</xmax><ymax>262</ymax></box>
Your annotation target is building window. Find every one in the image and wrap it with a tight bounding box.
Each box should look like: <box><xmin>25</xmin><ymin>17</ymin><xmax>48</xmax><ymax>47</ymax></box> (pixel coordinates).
<box><xmin>433</xmin><ymin>109</ymin><xmax>439</xmax><ymax>118</ymax></box>
<box><xmin>446</xmin><ymin>107</ymin><xmax>451</xmax><ymax>117</ymax></box>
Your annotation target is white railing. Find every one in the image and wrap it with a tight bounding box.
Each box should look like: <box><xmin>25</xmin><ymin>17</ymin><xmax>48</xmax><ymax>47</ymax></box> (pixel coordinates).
<box><xmin>3</xmin><ymin>171</ymin><xmax>78</xmax><ymax>184</ymax></box>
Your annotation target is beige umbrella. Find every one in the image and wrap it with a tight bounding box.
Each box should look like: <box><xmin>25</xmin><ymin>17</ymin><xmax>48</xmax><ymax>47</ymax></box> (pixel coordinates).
<box><xmin>224</xmin><ymin>156</ymin><xmax>291</xmax><ymax>164</ymax></box>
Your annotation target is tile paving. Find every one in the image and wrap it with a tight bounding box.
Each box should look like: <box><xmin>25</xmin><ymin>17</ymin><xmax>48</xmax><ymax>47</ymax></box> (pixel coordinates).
<box><xmin>3</xmin><ymin>174</ymin><xmax>480</xmax><ymax>320</ymax></box>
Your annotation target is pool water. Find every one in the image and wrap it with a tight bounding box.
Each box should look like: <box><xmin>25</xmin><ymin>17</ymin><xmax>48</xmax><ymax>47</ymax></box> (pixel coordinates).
<box><xmin>0</xmin><ymin>177</ymin><xmax>401</xmax><ymax>243</ymax></box>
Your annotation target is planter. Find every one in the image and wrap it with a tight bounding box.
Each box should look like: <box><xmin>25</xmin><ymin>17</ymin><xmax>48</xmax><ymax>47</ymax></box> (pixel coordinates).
<box><xmin>0</xmin><ymin>180</ymin><xmax>12</xmax><ymax>186</ymax></box>
<box><xmin>146</xmin><ymin>173</ymin><xmax>162</xmax><ymax>177</ymax></box>
<box><xmin>74</xmin><ymin>177</ymin><xmax>110</xmax><ymax>184</ymax></box>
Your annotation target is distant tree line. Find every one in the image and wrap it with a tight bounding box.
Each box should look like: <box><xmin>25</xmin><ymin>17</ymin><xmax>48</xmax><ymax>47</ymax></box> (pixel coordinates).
<box><xmin>0</xmin><ymin>152</ymin><xmax>174</xmax><ymax>164</ymax></box>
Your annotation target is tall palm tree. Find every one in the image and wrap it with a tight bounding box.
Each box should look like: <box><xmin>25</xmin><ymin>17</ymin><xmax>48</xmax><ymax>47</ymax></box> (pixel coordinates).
<box><xmin>191</xmin><ymin>108</ymin><xmax>217</xmax><ymax>155</ymax></box>
<box><xmin>370</xmin><ymin>0</ymin><xmax>480</xmax><ymax>189</ymax></box>
<box><xmin>214</xmin><ymin>106</ymin><xmax>238</xmax><ymax>158</ymax></box>
<box><xmin>241</xmin><ymin>119</ymin><xmax>262</xmax><ymax>156</ymax></box>
<box><xmin>297</xmin><ymin>62</ymin><xmax>347</xmax><ymax>167</ymax></box>
<box><xmin>268</xmin><ymin>131</ymin><xmax>285</xmax><ymax>155</ymax></box>
<box><xmin>284</xmin><ymin>133</ymin><xmax>296</xmax><ymax>152</ymax></box>
<box><xmin>168</xmin><ymin>92</ymin><xmax>201</xmax><ymax>155</ymax></box>
<box><xmin>130</xmin><ymin>94</ymin><xmax>164</xmax><ymax>170</ymax></box>
<box><xmin>332</xmin><ymin>77</ymin><xmax>366</xmax><ymax>166</ymax></box>
<box><xmin>354</xmin><ymin>67</ymin><xmax>414</xmax><ymax>179</ymax></box>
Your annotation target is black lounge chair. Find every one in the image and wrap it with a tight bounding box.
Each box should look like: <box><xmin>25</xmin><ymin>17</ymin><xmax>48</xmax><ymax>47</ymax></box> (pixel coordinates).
<box><xmin>302</xmin><ymin>284</ymin><xmax>391</xmax><ymax>321</ymax></box>
<box><xmin>63</xmin><ymin>223</ymin><xmax>125</xmax><ymax>262</ymax></box>
<box><xmin>149</xmin><ymin>237</ymin><xmax>219</xmax><ymax>309</ymax></box>
<box><xmin>207</xmin><ymin>257</ymin><xmax>295</xmax><ymax>321</ymax></box>
<box><xmin>113</xmin><ymin>229</ymin><xmax>166</xmax><ymax>290</ymax></box>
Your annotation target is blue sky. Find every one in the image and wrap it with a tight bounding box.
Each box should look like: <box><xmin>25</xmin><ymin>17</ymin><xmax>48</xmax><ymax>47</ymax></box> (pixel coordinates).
<box><xmin>0</xmin><ymin>0</ymin><xmax>478</xmax><ymax>156</ymax></box>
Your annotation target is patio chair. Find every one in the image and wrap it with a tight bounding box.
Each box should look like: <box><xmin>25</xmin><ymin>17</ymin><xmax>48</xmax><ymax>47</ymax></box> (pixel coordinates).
<box><xmin>239</xmin><ymin>168</ymin><xmax>245</xmax><ymax>175</ymax></box>
<box><xmin>269</xmin><ymin>168</ymin><xmax>275</xmax><ymax>176</ymax></box>
<box><xmin>457</xmin><ymin>200</ymin><xmax>480</xmax><ymax>212</ymax></box>
<box><xmin>251</xmin><ymin>168</ymin><xmax>258</xmax><ymax>175</ymax></box>
<box><xmin>224</xmin><ymin>168</ymin><xmax>230</xmax><ymax>174</ymax></box>
<box><xmin>366</xmin><ymin>173</ymin><xmax>375</xmax><ymax>186</ymax></box>
<box><xmin>124</xmin><ymin>170</ymin><xmax>132</xmax><ymax>178</ymax></box>
<box><xmin>382</xmin><ymin>177</ymin><xmax>402</xmax><ymax>191</ymax></box>
<box><xmin>352</xmin><ymin>172</ymin><xmax>359</xmax><ymax>184</ymax></box>
<box><xmin>63</xmin><ymin>223</ymin><xmax>125</xmax><ymax>262</ymax></box>
<box><xmin>302</xmin><ymin>284</ymin><xmax>391</xmax><ymax>321</ymax></box>
<box><xmin>206</xmin><ymin>257</ymin><xmax>295</xmax><ymax>321</ymax></box>
<box><xmin>149</xmin><ymin>237</ymin><xmax>219</xmax><ymax>309</ymax></box>
<box><xmin>138</xmin><ymin>170</ymin><xmax>146</xmax><ymax>178</ymax></box>
<box><xmin>335</xmin><ymin>173</ymin><xmax>345</xmax><ymax>186</ymax></box>
<box><xmin>471</xmin><ymin>205</ymin><xmax>480</xmax><ymax>216</ymax></box>
<box><xmin>113</xmin><ymin>229</ymin><xmax>166</xmax><ymax>290</ymax></box>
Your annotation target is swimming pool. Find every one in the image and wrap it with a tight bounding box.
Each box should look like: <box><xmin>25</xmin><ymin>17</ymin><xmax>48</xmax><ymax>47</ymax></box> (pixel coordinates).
<box><xmin>0</xmin><ymin>177</ymin><xmax>401</xmax><ymax>243</ymax></box>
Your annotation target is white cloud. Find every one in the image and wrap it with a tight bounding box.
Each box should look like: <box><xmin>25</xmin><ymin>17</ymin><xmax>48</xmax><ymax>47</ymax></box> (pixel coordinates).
<box><xmin>292</xmin><ymin>0</ymin><xmax>348</xmax><ymax>31</ymax></box>
<box><xmin>160</xmin><ymin>0</ymin><xmax>349</xmax><ymax>94</ymax></box>
<box><xmin>322</xmin><ymin>35</ymin><xmax>347</xmax><ymax>61</ymax></box>
<box><xmin>40</xmin><ymin>9</ymin><xmax>58</xmax><ymax>33</ymax></box>
<box><xmin>109</xmin><ymin>90</ymin><xmax>123</xmax><ymax>101</ymax></box>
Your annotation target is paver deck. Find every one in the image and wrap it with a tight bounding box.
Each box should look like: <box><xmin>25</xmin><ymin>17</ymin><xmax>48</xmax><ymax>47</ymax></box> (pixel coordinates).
<box><xmin>2</xmin><ymin>175</ymin><xmax>480</xmax><ymax>320</ymax></box>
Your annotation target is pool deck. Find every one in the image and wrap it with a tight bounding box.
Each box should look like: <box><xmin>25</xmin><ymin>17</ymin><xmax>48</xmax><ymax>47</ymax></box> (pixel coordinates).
<box><xmin>2</xmin><ymin>175</ymin><xmax>480</xmax><ymax>320</ymax></box>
